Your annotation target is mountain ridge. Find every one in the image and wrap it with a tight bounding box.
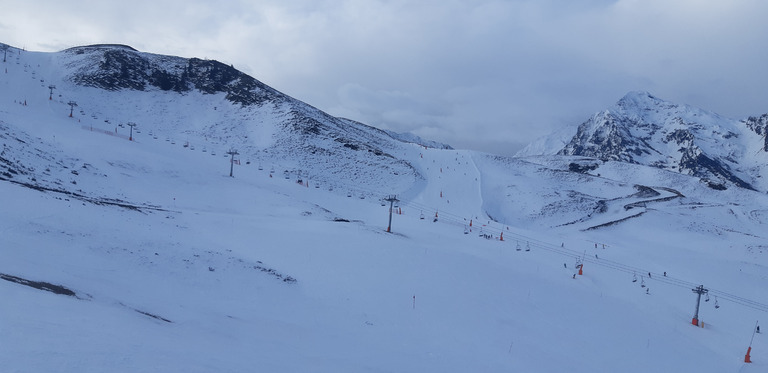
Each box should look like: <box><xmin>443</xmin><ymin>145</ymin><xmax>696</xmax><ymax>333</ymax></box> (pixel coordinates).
<box><xmin>13</xmin><ymin>42</ymin><xmax>460</xmax><ymax>199</ymax></box>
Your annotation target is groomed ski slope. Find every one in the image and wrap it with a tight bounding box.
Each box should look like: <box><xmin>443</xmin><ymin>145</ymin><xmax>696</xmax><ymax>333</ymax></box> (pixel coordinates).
<box><xmin>2</xmin><ymin>47</ymin><xmax>768</xmax><ymax>372</ymax></box>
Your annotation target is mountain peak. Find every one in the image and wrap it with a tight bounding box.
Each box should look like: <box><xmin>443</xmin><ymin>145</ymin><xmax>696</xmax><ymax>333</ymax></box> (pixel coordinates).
<box><xmin>614</xmin><ymin>91</ymin><xmax>664</xmax><ymax>111</ymax></box>
<box><xmin>613</xmin><ymin>91</ymin><xmax>683</xmax><ymax>118</ymax></box>
<box><xmin>618</xmin><ymin>90</ymin><xmax>657</xmax><ymax>103</ymax></box>
<box><xmin>518</xmin><ymin>91</ymin><xmax>767</xmax><ymax>191</ymax></box>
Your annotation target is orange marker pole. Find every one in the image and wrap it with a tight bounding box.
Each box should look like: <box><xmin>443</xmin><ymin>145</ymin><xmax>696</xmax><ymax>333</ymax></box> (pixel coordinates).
<box><xmin>745</xmin><ymin>320</ymin><xmax>759</xmax><ymax>363</ymax></box>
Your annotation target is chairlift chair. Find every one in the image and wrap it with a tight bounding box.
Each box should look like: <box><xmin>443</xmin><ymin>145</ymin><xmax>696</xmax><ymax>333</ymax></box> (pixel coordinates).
<box><xmin>641</xmin><ymin>277</ymin><xmax>646</xmax><ymax>288</ymax></box>
<box><xmin>714</xmin><ymin>296</ymin><xmax>719</xmax><ymax>309</ymax></box>
<box><xmin>516</xmin><ymin>242</ymin><xmax>521</xmax><ymax>251</ymax></box>
<box><xmin>525</xmin><ymin>242</ymin><xmax>531</xmax><ymax>252</ymax></box>
<box><xmin>632</xmin><ymin>273</ymin><xmax>638</xmax><ymax>283</ymax></box>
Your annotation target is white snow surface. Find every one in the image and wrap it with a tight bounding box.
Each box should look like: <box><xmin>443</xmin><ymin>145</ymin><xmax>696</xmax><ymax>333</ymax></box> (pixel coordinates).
<box><xmin>2</xmin><ymin>46</ymin><xmax>768</xmax><ymax>372</ymax></box>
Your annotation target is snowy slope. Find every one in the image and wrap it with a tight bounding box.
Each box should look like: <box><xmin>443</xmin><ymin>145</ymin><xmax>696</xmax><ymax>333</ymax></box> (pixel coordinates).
<box><xmin>39</xmin><ymin>44</ymin><xmax>429</xmax><ymax>199</ymax></box>
<box><xmin>2</xmin><ymin>43</ymin><xmax>768</xmax><ymax>372</ymax></box>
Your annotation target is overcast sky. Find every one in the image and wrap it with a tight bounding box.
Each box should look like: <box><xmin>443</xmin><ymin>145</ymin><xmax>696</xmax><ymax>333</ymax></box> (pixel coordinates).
<box><xmin>3</xmin><ymin>0</ymin><xmax>767</xmax><ymax>155</ymax></box>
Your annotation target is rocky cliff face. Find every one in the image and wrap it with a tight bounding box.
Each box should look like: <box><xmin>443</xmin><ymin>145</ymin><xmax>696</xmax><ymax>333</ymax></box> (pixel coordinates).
<box><xmin>742</xmin><ymin>114</ymin><xmax>768</xmax><ymax>152</ymax></box>
<box><xmin>63</xmin><ymin>44</ymin><xmax>282</xmax><ymax>107</ymax></box>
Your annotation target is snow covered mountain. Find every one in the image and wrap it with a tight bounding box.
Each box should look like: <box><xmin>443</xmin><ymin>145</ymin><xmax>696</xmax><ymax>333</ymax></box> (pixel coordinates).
<box><xmin>3</xmin><ymin>43</ymin><xmax>768</xmax><ymax>373</ymax></box>
<box><xmin>49</xmin><ymin>43</ymin><xmax>459</xmax><ymax>198</ymax></box>
<box><xmin>518</xmin><ymin>91</ymin><xmax>768</xmax><ymax>191</ymax></box>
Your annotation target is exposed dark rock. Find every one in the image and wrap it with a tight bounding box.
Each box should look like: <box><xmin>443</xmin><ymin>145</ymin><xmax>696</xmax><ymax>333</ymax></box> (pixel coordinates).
<box><xmin>64</xmin><ymin>45</ymin><xmax>282</xmax><ymax>107</ymax></box>
<box><xmin>0</xmin><ymin>273</ymin><xmax>77</xmax><ymax>297</ymax></box>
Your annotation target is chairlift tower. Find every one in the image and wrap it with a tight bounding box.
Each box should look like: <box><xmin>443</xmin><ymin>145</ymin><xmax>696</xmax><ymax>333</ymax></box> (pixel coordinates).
<box><xmin>227</xmin><ymin>148</ymin><xmax>239</xmax><ymax>177</ymax></box>
<box><xmin>67</xmin><ymin>101</ymin><xmax>77</xmax><ymax>117</ymax></box>
<box><xmin>384</xmin><ymin>195</ymin><xmax>400</xmax><ymax>233</ymax></box>
<box><xmin>691</xmin><ymin>285</ymin><xmax>709</xmax><ymax>326</ymax></box>
<box><xmin>126</xmin><ymin>122</ymin><xmax>137</xmax><ymax>141</ymax></box>
<box><xmin>48</xmin><ymin>85</ymin><xmax>56</xmax><ymax>100</ymax></box>
<box><xmin>1</xmin><ymin>44</ymin><xmax>8</xmax><ymax>63</ymax></box>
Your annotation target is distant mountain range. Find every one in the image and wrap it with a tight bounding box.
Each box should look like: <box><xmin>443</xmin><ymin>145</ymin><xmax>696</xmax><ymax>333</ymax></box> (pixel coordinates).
<box><xmin>6</xmin><ymin>42</ymin><xmax>767</xmax><ymax>196</ymax></box>
<box><xmin>517</xmin><ymin>91</ymin><xmax>768</xmax><ymax>191</ymax></box>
